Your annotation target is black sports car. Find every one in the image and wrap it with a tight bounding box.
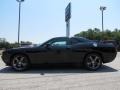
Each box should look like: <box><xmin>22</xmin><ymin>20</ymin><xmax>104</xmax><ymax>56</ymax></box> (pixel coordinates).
<box><xmin>2</xmin><ymin>37</ymin><xmax>117</xmax><ymax>71</ymax></box>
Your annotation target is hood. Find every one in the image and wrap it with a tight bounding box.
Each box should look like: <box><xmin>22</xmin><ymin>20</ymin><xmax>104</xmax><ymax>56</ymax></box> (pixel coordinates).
<box><xmin>6</xmin><ymin>46</ymin><xmax>39</xmax><ymax>53</ymax></box>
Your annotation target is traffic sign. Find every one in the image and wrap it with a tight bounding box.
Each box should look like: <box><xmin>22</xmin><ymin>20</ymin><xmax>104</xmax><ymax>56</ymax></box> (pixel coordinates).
<box><xmin>65</xmin><ymin>3</ymin><xmax>71</xmax><ymax>22</ymax></box>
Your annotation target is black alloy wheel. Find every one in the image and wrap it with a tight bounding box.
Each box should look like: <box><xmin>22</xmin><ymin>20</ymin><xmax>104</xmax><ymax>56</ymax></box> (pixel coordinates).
<box><xmin>11</xmin><ymin>54</ymin><xmax>30</xmax><ymax>71</ymax></box>
<box><xmin>84</xmin><ymin>53</ymin><xmax>102</xmax><ymax>71</ymax></box>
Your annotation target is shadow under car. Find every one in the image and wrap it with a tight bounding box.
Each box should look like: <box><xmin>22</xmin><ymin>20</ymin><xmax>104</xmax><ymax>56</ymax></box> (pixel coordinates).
<box><xmin>0</xmin><ymin>64</ymin><xmax>118</xmax><ymax>75</ymax></box>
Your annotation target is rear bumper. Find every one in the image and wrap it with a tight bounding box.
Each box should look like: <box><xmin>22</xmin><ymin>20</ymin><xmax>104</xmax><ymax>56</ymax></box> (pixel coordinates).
<box><xmin>103</xmin><ymin>52</ymin><xmax>117</xmax><ymax>63</ymax></box>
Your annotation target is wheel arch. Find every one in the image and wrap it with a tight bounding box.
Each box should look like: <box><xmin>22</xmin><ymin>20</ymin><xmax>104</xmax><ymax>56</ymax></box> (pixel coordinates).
<box><xmin>83</xmin><ymin>51</ymin><xmax>104</xmax><ymax>63</ymax></box>
<box><xmin>10</xmin><ymin>52</ymin><xmax>31</xmax><ymax>65</ymax></box>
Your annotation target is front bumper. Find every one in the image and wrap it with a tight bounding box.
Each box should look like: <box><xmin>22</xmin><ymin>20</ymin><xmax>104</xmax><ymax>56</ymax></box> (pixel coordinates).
<box><xmin>1</xmin><ymin>51</ymin><xmax>11</xmax><ymax>66</ymax></box>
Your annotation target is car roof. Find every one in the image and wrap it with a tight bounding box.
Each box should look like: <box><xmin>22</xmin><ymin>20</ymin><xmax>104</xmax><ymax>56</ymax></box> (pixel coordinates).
<box><xmin>52</xmin><ymin>37</ymin><xmax>69</xmax><ymax>39</ymax></box>
<box><xmin>52</xmin><ymin>37</ymin><xmax>87</xmax><ymax>39</ymax></box>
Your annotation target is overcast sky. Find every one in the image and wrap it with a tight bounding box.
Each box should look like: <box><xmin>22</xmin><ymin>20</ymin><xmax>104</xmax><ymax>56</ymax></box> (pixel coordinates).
<box><xmin>0</xmin><ymin>0</ymin><xmax>120</xmax><ymax>43</ymax></box>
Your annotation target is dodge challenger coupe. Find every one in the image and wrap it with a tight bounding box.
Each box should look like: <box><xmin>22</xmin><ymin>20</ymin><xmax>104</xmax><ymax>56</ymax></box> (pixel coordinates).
<box><xmin>2</xmin><ymin>37</ymin><xmax>117</xmax><ymax>71</ymax></box>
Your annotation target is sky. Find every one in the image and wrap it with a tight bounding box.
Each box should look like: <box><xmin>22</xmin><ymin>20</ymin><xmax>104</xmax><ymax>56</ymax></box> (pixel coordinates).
<box><xmin>0</xmin><ymin>0</ymin><xmax>120</xmax><ymax>43</ymax></box>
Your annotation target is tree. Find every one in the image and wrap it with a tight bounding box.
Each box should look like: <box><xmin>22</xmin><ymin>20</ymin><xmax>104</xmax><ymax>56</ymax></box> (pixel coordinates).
<box><xmin>0</xmin><ymin>38</ymin><xmax>33</xmax><ymax>49</ymax></box>
<box><xmin>74</xmin><ymin>28</ymin><xmax>120</xmax><ymax>41</ymax></box>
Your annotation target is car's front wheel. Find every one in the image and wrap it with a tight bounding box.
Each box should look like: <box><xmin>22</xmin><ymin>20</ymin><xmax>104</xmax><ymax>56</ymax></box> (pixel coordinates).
<box><xmin>11</xmin><ymin>54</ymin><xmax>30</xmax><ymax>71</ymax></box>
<box><xmin>84</xmin><ymin>53</ymin><xmax>102</xmax><ymax>71</ymax></box>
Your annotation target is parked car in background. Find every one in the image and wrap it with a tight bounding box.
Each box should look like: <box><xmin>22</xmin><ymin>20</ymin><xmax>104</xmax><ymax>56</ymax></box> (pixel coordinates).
<box><xmin>2</xmin><ymin>37</ymin><xmax>117</xmax><ymax>71</ymax></box>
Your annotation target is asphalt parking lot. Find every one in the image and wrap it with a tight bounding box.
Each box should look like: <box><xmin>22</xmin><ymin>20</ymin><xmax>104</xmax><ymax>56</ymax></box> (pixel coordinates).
<box><xmin>0</xmin><ymin>53</ymin><xmax>120</xmax><ymax>90</ymax></box>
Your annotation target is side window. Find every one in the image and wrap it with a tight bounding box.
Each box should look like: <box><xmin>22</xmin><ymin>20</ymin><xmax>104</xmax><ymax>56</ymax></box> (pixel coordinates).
<box><xmin>70</xmin><ymin>38</ymin><xmax>79</xmax><ymax>45</ymax></box>
<box><xmin>51</xmin><ymin>41</ymin><xmax>66</xmax><ymax>46</ymax></box>
<box><xmin>69</xmin><ymin>38</ymin><xmax>88</xmax><ymax>45</ymax></box>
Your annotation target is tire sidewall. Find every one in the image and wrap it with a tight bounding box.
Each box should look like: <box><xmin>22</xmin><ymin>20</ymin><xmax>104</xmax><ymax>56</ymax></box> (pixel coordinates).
<box><xmin>11</xmin><ymin>54</ymin><xmax>30</xmax><ymax>71</ymax></box>
<box><xmin>84</xmin><ymin>53</ymin><xmax>102</xmax><ymax>71</ymax></box>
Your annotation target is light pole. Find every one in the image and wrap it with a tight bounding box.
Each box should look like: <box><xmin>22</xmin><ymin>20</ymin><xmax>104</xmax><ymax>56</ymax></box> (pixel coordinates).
<box><xmin>16</xmin><ymin>0</ymin><xmax>24</xmax><ymax>47</ymax></box>
<box><xmin>100</xmin><ymin>6</ymin><xmax>106</xmax><ymax>39</ymax></box>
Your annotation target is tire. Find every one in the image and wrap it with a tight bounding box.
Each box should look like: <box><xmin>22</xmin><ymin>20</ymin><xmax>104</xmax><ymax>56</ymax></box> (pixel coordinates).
<box><xmin>84</xmin><ymin>53</ymin><xmax>102</xmax><ymax>71</ymax></box>
<box><xmin>11</xmin><ymin>54</ymin><xmax>30</xmax><ymax>71</ymax></box>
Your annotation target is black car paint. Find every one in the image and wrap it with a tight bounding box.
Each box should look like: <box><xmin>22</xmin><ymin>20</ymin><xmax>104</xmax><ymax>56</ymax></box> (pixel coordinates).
<box><xmin>2</xmin><ymin>37</ymin><xmax>117</xmax><ymax>66</ymax></box>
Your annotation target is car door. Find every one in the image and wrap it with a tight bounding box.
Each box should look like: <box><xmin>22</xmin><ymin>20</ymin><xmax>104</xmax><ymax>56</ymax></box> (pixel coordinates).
<box><xmin>66</xmin><ymin>38</ymin><xmax>87</xmax><ymax>63</ymax></box>
<box><xmin>28</xmin><ymin>38</ymin><xmax>69</xmax><ymax>64</ymax></box>
<box><xmin>44</xmin><ymin>38</ymin><xmax>69</xmax><ymax>63</ymax></box>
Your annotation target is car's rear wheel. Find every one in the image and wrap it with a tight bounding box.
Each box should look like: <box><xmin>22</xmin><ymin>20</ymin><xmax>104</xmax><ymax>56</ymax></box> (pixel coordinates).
<box><xmin>11</xmin><ymin>54</ymin><xmax>30</xmax><ymax>71</ymax></box>
<box><xmin>84</xmin><ymin>53</ymin><xmax>102</xmax><ymax>71</ymax></box>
